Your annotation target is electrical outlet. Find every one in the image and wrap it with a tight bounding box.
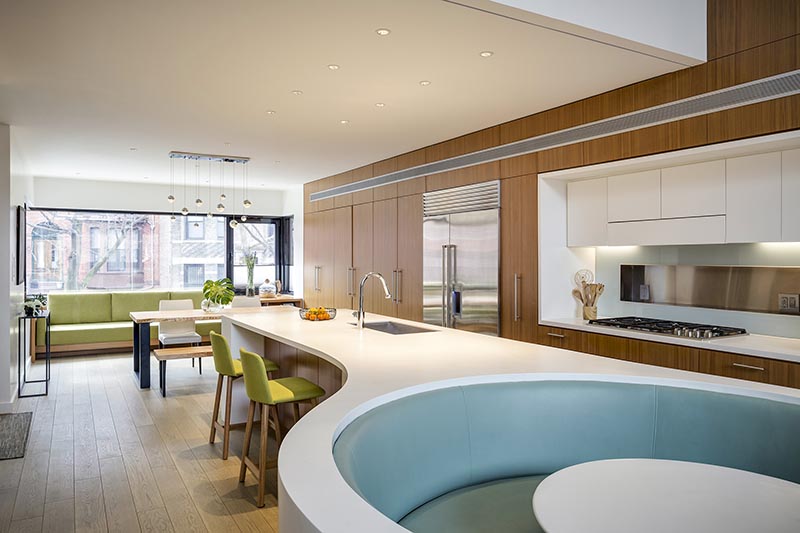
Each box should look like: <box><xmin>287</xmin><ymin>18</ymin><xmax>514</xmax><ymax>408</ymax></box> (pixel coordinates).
<box><xmin>778</xmin><ymin>293</ymin><xmax>800</xmax><ymax>315</ymax></box>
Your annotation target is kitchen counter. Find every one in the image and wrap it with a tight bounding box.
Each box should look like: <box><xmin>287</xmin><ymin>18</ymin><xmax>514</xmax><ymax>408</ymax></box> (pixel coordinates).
<box><xmin>541</xmin><ymin>317</ymin><xmax>800</xmax><ymax>364</ymax></box>
<box><xmin>223</xmin><ymin>307</ymin><xmax>800</xmax><ymax>533</ymax></box>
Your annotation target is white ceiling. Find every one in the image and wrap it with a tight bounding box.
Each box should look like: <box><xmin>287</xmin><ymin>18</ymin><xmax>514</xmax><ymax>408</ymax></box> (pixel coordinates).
<box><xmin>0</xmin><ymin>0</ymin><xmax>691</xmax><ymax>190</ymax></box>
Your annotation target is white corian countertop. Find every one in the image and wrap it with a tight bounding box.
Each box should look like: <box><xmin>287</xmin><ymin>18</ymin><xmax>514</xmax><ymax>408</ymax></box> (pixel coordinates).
<box><xmin>224</xmin><ymin>307</ymin><xmax>800</xmax><ymax>533</ymax></box>
<box><xmin>541</xmin><ymin>318</ymin><xmax>800</xmax><ymax>364</ymax></box>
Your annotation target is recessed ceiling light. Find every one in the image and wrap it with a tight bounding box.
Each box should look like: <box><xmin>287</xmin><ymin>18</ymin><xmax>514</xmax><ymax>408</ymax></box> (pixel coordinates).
<box><xmin>266</xmin><ymin>110</ymin><xmax>276</xmax><ymax>115</ymax></box>
<box><xmin>375</xmin><ymin>28</ymin><xmax>391</xmax><ymax>36</ymax></box>
<box><xmin>375</xmin><ymin>102</ymin><xmax>386</xmax><ymax>108</ymax></box>
<box><xmin>480</xmin><ymin>51</ymin><xmax>494</xmax><ymax>57</ymax></box>
<box><xmin>327</xmin><ymin>64</ymin><xmax>340</xmax><ymax>70</ymax></box>
<box><xmin>419</xmin><ymin>80</ymin><xmax>431</xmax><ymax>86</ymax></box>
<box><xmin>340</xmin><ymin>120</ymin><xmax>350</xmax><ymax>125</ymax></box>
<box><xmin>261</xmin><ymin>183</ymin><xmax>265</xmax><ymax>186</ymax></box>
<box><xmin>75</xmin><ymin>172</ymin><xmax>81</xmax><ymax>175</ymax></box>
<box><xmin>143</xmin><ymin>176</ymin><xmax>149</xmax><ymax>180</ymax></box>
<box><xmin>292</xmin><ymin>90</ymin><xmax>303</xmax><ymax>96</ymax></box>
<box><xmin>224</xmin><ymin>142</ymin><xmax>231</xmax><ymax>147</ymax></box>
<box><xmin>274</xmin><ymin>160</ymin><xmax>280</xmax><ymax>164</ymax></box>
<box><xmin>129</xmin><ymin>147</ymin><xmax>137</xmax><ymax>151</ymax></box>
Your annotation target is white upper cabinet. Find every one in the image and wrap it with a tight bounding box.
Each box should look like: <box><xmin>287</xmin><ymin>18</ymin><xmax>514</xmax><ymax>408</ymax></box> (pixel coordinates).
<box><xmin>725</xmin><ymin>152</ymin><xmax>782</xmax><ymax>243</ymax></box>
<box><xmin>607</xmin><ymin>170</ymin><xmax>661</xmax><ymax>222</ymax></box>
<box><xmin>567</xmin><ymin>178</ymin><xmax>607</xmax><ymax>247</ymax></box>
<box><xmin>782</xmin><ymin>149</ymin><xmax>800</xmax><ymax>242</ymax></box>
<box><xmin>661</xmin><ymin>160</ymin><xmax>726</xmax><ymax>218</ymax></box>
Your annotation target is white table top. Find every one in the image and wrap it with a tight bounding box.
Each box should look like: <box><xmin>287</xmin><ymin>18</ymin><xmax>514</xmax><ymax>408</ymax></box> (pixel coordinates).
<box><xmin>533</xmin><ymin>459</ymin><xmax>800</xmax><ymax>533</ymax></box>
<box><xmin>223</xmin><ymin>308</ymin><xmax>800</xmax><ymax>533</ymax></box>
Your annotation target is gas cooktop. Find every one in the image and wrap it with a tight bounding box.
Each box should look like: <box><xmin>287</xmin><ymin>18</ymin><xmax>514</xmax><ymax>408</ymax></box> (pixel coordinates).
<box><xmin>588</xmin><ymin>316</ymin><xmax>747</xmax><ymax>339</ymax></box>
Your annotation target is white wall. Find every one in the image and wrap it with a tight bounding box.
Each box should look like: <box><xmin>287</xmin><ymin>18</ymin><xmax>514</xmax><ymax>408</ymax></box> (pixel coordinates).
<box><xmin>32</xmin><ymin>177</ymin><xmax>285</xmax><ymax>216</ymax></box>
<box><xmin>486</xmin><ymin>0</ymin><xmax>706</xmax><ymax>63</ymax></box>
<box><xmin>0</xmin><ymin>124</ymin><xmax>34</xmax><ymax>411</ymax></box>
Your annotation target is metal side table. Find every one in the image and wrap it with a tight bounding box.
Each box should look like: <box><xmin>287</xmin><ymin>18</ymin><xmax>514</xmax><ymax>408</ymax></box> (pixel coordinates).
<box><xmin>18</xmin><ymin>310</ymin><xmax>50</xmax><ymax>398</ymax></box>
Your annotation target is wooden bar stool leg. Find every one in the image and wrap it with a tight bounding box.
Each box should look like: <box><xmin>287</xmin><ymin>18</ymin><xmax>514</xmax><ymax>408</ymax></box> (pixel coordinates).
<box><xmin>239</xmin><ymin>400</ymin><xmax>256</xmax><ymax>482</ymax></box>
<box><xmin>257</xmin><ymin>403</ymin><xmax>269</xmax><ymax>508</ymax></box>
<box><xmin>209</xmin><ymin>374</ymin><xmax>223</xmax><ymax>444</ymax></box>
<box><xmin>292</xmin><ymin>403</ymin><xmax>301</xmax><ymax>428</ymax></box>
<box><xmin>222</xmin><ymin>375</ymin><xmax>233</xmax><ymax>460</ymax></box>
<box><xmin>271</xmin><ymin>404</ymin><xmax>283</xmax><ymax>449</ymax></box>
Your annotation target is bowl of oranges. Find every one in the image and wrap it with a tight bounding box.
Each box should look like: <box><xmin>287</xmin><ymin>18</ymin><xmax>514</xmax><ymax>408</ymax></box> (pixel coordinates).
<box><xmin>299</xmin><ymin>307</ymin><xmax>336</xmax><ymax>321</ymax></box>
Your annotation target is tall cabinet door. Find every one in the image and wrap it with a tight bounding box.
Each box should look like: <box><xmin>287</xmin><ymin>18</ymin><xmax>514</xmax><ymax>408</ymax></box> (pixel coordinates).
<box><xmin>316</xmin><ymin>209</ymin><xmax>336</xmax><ymax>307</ymax></box>
<box><xmin>396</xmin><ymin>194</ymin><xmax>423</xmax><ymax>322</ymax></box>
<box><xmin>303</xmin><ymin>212</ymin><xmax>319</xmax><ymax>308</ymax></box>
<box><xmin>500</xmin><ymin>174</ymin><xmax>538</xmax><ymax>342</ymax></box>
<box><xmin>372</xmin><ymin>198</ymin><xmax>398</xmax><ymax>316</ymax></box>
<box><xmin>333</xmin><ymin>207</ymin><xmax>354</xmax><ymax>309</ymax></box>
<box><xmin>352</xmin><ymin>203</ymin><xmax>375</xmax><ymax>313</ymax></box>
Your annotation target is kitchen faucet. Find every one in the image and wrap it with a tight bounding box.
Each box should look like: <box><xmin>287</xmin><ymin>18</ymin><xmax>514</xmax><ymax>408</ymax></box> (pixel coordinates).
<box><xmin>356</xmin><ymin>272</ymin><xmax>392</xmax><ymax>329</ymax></box>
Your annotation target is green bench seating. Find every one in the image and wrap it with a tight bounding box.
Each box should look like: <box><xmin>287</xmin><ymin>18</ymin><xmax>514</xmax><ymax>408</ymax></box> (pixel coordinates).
<box><xmin>35</xmin><ymin>290</ymin><xmax>220</xmax><ymax>354</ymax></box>
<box><xmin>332</xmin><ymin>380</ymin><xmax>800</xmax><ymax>533</ymax></box>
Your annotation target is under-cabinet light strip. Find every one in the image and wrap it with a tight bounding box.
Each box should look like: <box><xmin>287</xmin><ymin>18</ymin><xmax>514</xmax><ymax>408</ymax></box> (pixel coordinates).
<box><xmin>310</xmin><ymin>69</ymin><xmax>800</xmax><ymax>202</ymax></box>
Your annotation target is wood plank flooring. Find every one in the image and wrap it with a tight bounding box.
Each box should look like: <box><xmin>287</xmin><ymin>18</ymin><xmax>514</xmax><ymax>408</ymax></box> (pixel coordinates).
<box><xmin>2</xmin><ymin>354</ymin><xmax>282</xmax><ymax>533</ymax></box>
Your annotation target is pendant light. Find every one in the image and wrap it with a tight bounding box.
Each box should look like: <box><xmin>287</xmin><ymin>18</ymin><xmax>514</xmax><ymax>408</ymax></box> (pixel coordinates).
<box><xmin>206</xmin><ymin>160</ymin><xmax>213</xmax><ymax>218</ymax></box>
<box><xmin>228</xmin><ymin>162</ymin><xmax>239</xmax><ymax>229</ymax></box>
<box><xmin>180</xmin><ymin>158</ymin><xmax>189</xmax><ymax>215</ymax></box>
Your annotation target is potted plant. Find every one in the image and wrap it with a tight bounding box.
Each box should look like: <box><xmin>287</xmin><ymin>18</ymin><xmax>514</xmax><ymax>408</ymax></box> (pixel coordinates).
<box><xmin>23</xmin><ymin>298</ymin><xmax>43</xmax><ymax>316</ymax></box>
<box><xmin>202</xmin><ymin>277</ymin><xmax>235</xmax><ymax>312</ymax></box>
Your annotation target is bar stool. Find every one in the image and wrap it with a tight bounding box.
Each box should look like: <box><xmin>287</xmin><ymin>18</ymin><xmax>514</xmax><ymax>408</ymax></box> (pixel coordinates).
<box><xmin>158</xmin><ymin>299</ymin><xmax>202</xmax><ymax>372</ymax></box>
<box><xmin>238</xmin><ymin>348</ymin><xmax>325</xmax><ymax>507</ymax></box>
<box><xmin>208</xmin><ymin>331</ymin><xmax>278</xmax><ymax>460</ymax></box>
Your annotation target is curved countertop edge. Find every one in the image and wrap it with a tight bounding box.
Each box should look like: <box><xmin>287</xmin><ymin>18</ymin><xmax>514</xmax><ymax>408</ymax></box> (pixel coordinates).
<box><xmin>224</xmin><ymin>308</ymin><xmax>800</xmax><ymax>533</ymax></box>
<box><xmin>541</xmin><ymin>317</ymin><xmax>800</xmax><ymax>364</ymax></box>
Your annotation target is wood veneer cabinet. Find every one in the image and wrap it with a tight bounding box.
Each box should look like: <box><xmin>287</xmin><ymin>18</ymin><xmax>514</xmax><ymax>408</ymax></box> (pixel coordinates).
<box><xmin>536</xmin><ymin>327</ymin><xmax>587</xmax><ymax>351</ymax></box>
<box><xmin>372</xmin><ymin>198</ymin><xmax>398</xmax><ymax>316</ymax></box>
<box><xmin>333</xmin><ymin>207</ymin><xmax>354</xmax><ymax>309</ymax></box>
<box><xmin>352</xmin><ymin>203</ymin><xmax>374</xmax><ymax>312</ymax></box>
<box><xmin>698</xmin><ymin>349</ymin><xmax>797</xmax><ymax>387</ymax></box>
<box><xmin>303</xmin><ymin>210</ymin><xmax>334</xmax><ymax>308</ymax></box>
<box><xmin>500</xmin><ymin>175</ymin><xmax>538</xmax><ymax>343</ymax></box>
<box><xmin>396</xmin><ymin>194</ymin><xmax>423</xmax><ymax>321</ymax></box>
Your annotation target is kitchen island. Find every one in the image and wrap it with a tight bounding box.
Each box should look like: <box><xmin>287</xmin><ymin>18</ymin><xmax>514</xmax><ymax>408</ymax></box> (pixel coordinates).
<box><xmin>222</xmin><ymin>306</ymin><xmax>800</xmax><ymax>533</ymax></box>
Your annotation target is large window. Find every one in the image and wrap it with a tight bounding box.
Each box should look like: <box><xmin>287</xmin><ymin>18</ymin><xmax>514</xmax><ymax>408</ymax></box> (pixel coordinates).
<box><xmin>232</xmin><ymin>220</ymin><xmax>277</xmax><ymax>290</ymax></box>
<box><xmin>26</xmin><ymin>209</ymin><xmax>293</xmax><ymax>294</ymax></box>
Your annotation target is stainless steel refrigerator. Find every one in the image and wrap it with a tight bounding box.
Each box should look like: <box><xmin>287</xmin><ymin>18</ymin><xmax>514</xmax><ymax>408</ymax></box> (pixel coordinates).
<box><xmin>422</xmin><ymin>181</ymin><xmax>499</xmax><ymax>335</ymax></box>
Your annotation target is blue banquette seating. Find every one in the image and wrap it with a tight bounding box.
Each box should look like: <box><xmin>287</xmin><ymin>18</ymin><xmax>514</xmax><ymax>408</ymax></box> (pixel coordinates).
<box><xmin>333</xmin><ymin>380</ymin><xmax>800</xmax><ymax>532</ymax></box>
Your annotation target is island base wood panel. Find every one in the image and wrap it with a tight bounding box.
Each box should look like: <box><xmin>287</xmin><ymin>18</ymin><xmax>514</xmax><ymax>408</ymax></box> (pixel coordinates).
<box><xmin>263</xmin><ymin>337</ymin><xmax>343</xmax><ymax>424</ymax></box>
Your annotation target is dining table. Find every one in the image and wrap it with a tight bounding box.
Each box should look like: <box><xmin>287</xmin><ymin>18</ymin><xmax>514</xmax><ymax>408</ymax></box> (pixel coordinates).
<box><xmin>130</xmin><ymin>307</ymin><xmax>268</xmax><ymax>388</ymax></box>
<box><xmin>532</xmin><ymin>458</ymin><xmax>800</xmax><ymax>533</ymax></box>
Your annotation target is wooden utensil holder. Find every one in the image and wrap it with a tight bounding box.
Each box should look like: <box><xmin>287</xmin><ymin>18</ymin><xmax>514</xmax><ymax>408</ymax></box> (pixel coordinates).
<box><xmin>583</xmin><ymin>306</ymin><xmax>597</xmax><ymax>320</ymax></box>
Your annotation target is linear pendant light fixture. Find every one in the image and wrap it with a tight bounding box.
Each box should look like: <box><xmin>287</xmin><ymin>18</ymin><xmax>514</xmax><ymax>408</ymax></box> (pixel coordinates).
<box><xmin>168</xmin><ymin>151</ymin><xmax>252</xmax><ymax>220</ymax></box>
<box><xmin>311</xmin><ymin>69</ymin><xmax>800</xmax><ymax>202</ymax></box>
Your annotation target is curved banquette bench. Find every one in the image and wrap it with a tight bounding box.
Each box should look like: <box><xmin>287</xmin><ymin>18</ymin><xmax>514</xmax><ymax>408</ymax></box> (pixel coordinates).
<box><xmin>333</xmin><ymin>380</ymin><xmax>800</xmax><ymax>532</ymax></box>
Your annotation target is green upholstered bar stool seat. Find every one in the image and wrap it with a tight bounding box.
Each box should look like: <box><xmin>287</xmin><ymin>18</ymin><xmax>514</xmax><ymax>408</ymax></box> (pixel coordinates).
<box><xmin>208</xmin><ymin>331</ymin><xmax>278</xmax><ymax>460</ymax></box>
<box><xmin>239</xmin><ymin>348</ymin><xmax>325</xmax><ymax>507</ymax></box>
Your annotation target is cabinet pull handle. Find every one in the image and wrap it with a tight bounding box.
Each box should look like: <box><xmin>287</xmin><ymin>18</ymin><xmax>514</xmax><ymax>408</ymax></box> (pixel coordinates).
<box><xmin>396</xmin><ymin>269</ymin><xmax>403</xmax><ymax>304</ymax></box>
<box><xmin>547</xmin><ymin>332</ymin><xmax>566</xmax><ymax>339</ymax></box>
<box><xmin>391</xmin><ymin>270</ymin><xmax>397</xmax><ymax>303</ymax></box>
<box><xmin>732</xmin><ymin>362</ymin><xmax>765</xmax><ymax>372</ymax></box>
<box><xmin>513</xmin><ymin>274</ymin><xmax>521</xmax><ymax>322</ymax></box>
<box><xmin>314</xmin><ymin>266</ymin><xmax>320</xmax><ymax>292</ymax></box>
<box><xmin>346</xmin><ymin>267</ymin><xmax>354</xmax><ymax>296</ymax></box>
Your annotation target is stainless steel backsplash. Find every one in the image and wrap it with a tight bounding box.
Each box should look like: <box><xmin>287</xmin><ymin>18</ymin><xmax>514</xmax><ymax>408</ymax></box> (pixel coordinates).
<box><xmin>621</xmin><ymin>264</ymin><xmax>800</xmax><ymax>315</ymax></box>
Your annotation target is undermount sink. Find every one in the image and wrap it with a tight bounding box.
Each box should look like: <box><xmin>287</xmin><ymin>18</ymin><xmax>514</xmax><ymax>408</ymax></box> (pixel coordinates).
<box><xmin>354</xmin><ymin>321</ymin><xmax>437</xmax><ymax>335</ymax></box>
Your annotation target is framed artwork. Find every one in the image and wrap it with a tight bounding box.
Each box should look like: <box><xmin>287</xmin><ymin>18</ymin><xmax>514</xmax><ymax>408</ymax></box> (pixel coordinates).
<box><xmin>15</xmin><ymin>205</ymin><xmax>25</xmax><ymax>285</ymax></box>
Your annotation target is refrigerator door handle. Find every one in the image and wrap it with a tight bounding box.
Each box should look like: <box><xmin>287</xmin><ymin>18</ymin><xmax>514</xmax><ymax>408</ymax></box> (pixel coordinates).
<box><xmin>514</xmin><ymin>273</ymin><xmax>521</xmax><ymax>321</ymax></box>
<box><xmin>441</xmin><ymin>245</ymin><xmax>449</xmax><ymax>327</ymax></box>
<box><xmin>314</xmin><ymin>266</ymin><xmax>320</xmax><ymax>292</ymax></box>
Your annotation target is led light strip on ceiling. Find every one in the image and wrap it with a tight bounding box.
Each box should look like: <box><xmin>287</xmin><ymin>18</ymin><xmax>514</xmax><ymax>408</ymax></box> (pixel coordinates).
<box><xmin>311</xmin><ymin>69</ymin><xmax>800</xmax><ymax>202</ymax></box>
